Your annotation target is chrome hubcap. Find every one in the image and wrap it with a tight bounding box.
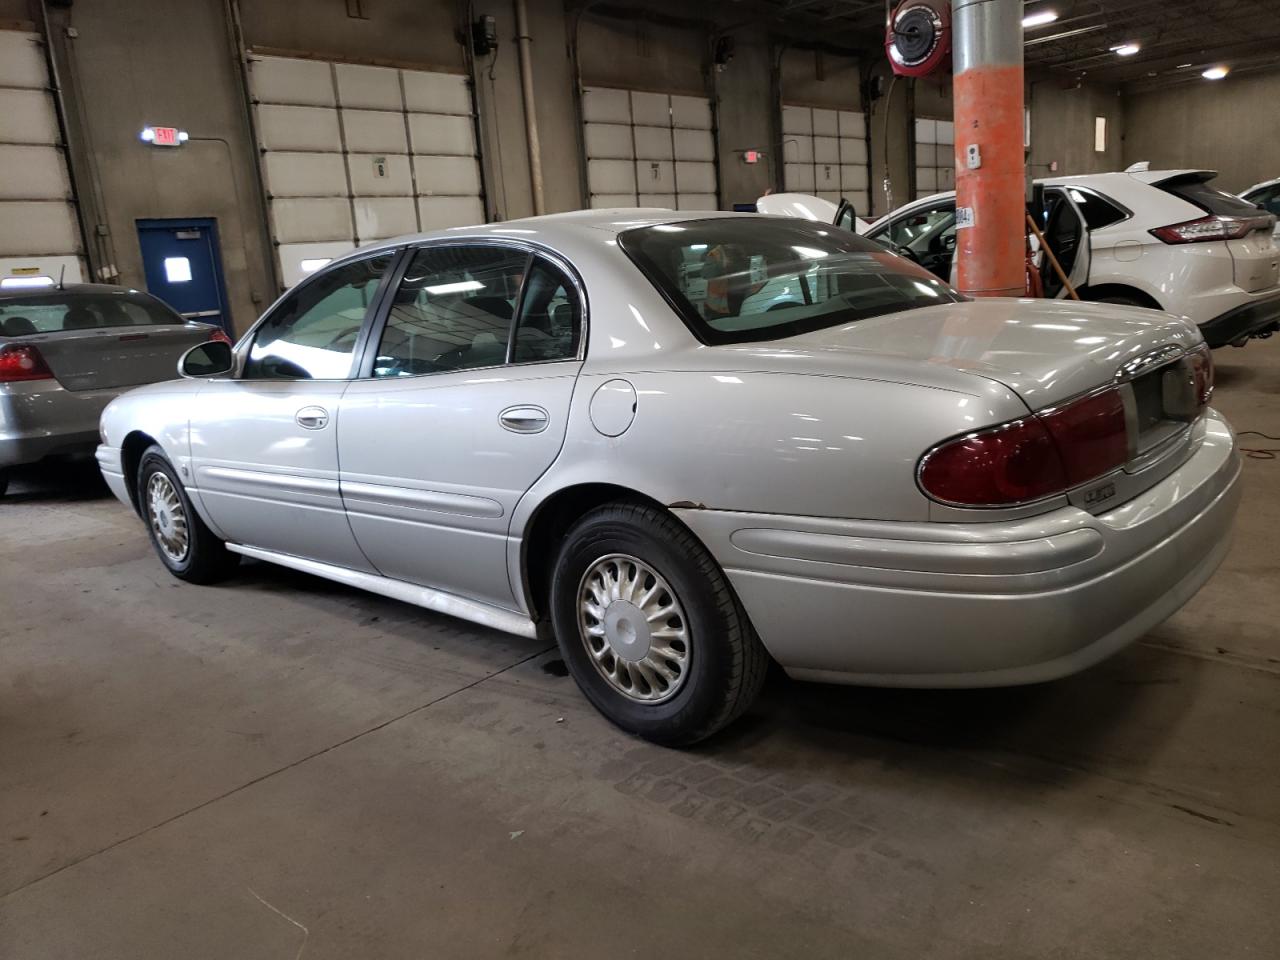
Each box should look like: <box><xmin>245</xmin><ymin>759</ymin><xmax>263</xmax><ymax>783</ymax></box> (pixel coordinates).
<box><xmin>577</xmin><ymin>554</ymin><xmax>690</xmax><ymax>703</ymax></box>
<box><xmin>147</xmin><ymin>472</ymin><xmax>189</xmax><ymax>563</ymax></box>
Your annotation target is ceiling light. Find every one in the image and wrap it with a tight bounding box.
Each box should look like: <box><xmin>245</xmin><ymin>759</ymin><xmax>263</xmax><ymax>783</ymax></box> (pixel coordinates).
<box><xmin>1202</xmin><ymin>65</ymin><xmax>1229</xmax><ymax>80</ymax></box>
<box><xmin>1111</xmin><ymin>43</ymin><xmax>1141</xmax><ymax>56</ymax></box>
<box><xmin>1022</xmin><ymin>10</ymin><xmax>1059</xmax><ymax>28</ymax></box>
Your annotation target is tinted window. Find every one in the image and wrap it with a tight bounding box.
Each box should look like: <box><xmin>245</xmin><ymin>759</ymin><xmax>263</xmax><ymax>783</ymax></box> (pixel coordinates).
<box><xmin>373</xmin><ymin>245</ymin><xmax>527</xmax><ymax>377</ymax></box>
<box><xmin>1159</xmin><ymin>176</ymin><xmax>1262</xmax><ymax>217</ymax></box>
<box><xmin>512</xmin><ymin>259</ymin><xmax>581</xmax><ymax>363</ymax></box>
<box><xmin>1066</xmin><ymin>188</ymin><xmax>1128</xmax><ymax>229</ymax></box>
<box><xmin>619</xmin><ymin>218</ymin><xmax>962</xmax><ymax>346</ymax></box>
<box><xmin>0</xmin><ymin>292</ymin><xmax>180</xmax><ymax>336</ymax></box>
<box><xmin>243</xmin><ymin>254</ymin><xmax>392</xmax><ymax>380</ymax></box>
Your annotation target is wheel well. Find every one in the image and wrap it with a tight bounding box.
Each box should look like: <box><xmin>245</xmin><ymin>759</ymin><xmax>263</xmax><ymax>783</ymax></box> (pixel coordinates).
<box><xmin>120</xmin><ymin>430</ymin><xmax>157</xmax><ymax>513</ymax></box>
<box><xmin>519</xmin><ymin>483</ymin><xmax>665</xmax><ymax>620</ymax></box>
<box><xmin>1081</xmin><ymin>284</ymin><xmax>1163</xmax><ymax>310</ymax></box>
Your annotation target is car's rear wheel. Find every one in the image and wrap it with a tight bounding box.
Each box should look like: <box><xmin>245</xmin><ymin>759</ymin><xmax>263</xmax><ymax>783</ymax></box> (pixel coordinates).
<box><xmin>549</xmin><ymin>501</ymin><xmax>767</xmax><ymax>746</ymax></box>
<box><xmin>137</xmin><ymin>446</ymin><xmax>238</xmax><ymax>584</ymax></box>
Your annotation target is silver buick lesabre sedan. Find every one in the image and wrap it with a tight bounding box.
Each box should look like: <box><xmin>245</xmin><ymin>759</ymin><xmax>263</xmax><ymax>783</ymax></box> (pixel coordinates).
<box><xmin>96</xmin><ymin>211</ymin><xmax>1241</xmax><ymax>745</ymax></box>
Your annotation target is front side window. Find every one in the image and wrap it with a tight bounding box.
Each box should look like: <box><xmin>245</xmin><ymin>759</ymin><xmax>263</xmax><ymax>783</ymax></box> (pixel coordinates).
<box><xmin>620</xmin><ymin>218</ymin><xmax>962</xmax><ymax>346</ymax></box>
<box><xmin>243</xmin><ymin>254</ymin><xmax>393</xmax><ymax>380</ymax></box>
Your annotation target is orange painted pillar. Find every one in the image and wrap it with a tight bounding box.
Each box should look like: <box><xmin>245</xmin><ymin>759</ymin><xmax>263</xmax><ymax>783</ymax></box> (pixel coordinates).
<box><xmin>952</xmin><ymin>0</ymin><xmax>1025</xmax><ymax>298</ymax></box>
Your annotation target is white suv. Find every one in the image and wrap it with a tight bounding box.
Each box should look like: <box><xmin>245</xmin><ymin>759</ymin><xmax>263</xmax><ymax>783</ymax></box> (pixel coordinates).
<box><xmin>864</xmin><ymin>170</ymin><xmax>1280</xmax><ymax>348</ymax></box>
<box><xmin>1241</xmin><ymin>178</ymin><xmax>1280</xmax><ymax>240</ymax></box>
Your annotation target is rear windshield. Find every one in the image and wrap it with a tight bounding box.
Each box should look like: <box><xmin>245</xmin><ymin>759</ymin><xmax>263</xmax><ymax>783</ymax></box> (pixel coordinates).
<box><xmin>0</xmin><ymin>291</ymin><xmax>180</xmax><ymax>336</ymax></box>
<box><xmin>619</xmin><ymin>218</ymin><xmax>963</xmax><ymax>345</ymax></box>
<box><xmin>1159</xmin><ymin>176</ymin><xmax>1262</xmax><ymax>217</ymax></box>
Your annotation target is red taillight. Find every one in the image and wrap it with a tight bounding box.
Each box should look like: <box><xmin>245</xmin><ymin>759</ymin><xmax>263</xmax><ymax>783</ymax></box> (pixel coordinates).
<box><xmin>1188</xmin><ymin>343</ymin><xmax>1214</xmax><ymax>406</ymax></box>
<box><xmin>208</xmin><ymin>328</ymin><xmax>233</xmax><ymax>345</ymax></box>
<box><xmin>0</xmin><ymin>344</ymin><xmax>55</xmax><ymax>383</ymax></box>
<box><xmin>1149</xmin><ymin>214</ymin><xmax>1269</xmax><ymax>244</ymax></box>
<box><xmin>919</xmin><ymin>387</ymin><xmax>1130</xmax><ymax>507</ymax></box>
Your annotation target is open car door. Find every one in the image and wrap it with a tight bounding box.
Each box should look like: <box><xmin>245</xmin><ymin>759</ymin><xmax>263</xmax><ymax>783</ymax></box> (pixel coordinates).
<box><xmin>1039</xmin><ymin>187</ymin><xmax>1091</xmax><ymax>298</ymax></box>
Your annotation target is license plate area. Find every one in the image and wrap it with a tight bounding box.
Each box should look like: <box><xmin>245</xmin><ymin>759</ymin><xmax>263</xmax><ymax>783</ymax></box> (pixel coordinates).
<box><xmin>1128</xmin><ymin>360</ymin><xmax>1195</xmax><ymax>456</ymax></box>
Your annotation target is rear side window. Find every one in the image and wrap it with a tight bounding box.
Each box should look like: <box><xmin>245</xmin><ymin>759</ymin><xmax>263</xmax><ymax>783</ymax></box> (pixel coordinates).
<box><xmin>1066</xmin><ymin>188</ymin><xmax>1128</xmax><ymax>230</ymax></box>
<box><xmin>0</xmin><ymin>293</ymin><xmax>178</xmax><ymax>336</ymax></box>
<box><xmin>1159</xmin><ymin>177</ymin><xmax>1261</xmax><ymax>217</ymax></box>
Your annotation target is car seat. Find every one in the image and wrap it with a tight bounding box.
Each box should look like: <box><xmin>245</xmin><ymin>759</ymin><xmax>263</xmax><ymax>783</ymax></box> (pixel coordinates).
<box><xmin>1</xmin><ymin>316</ymin><xmax>36</xmax><ymax>337</ymax></box>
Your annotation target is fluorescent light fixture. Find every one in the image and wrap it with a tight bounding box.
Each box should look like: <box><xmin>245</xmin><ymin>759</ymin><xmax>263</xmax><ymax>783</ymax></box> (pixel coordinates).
<box><xmin>1111</xmin><ymin>43</ymin><xmax>1140</xmax><ymax>56</ymax></box>
<box><xmin>1</xmin><ymin>275</ymin><xmax>55</xmax><ymax>289</ymax></box>
<box><xmin>1022</xmin><ymin>10</ymin><xmax>1059</xmax><ymax>28</ymax></box>
<box><xmin>424</xmin><ymin>279</ymin><xmax>484</xmax><ymax>295</ymax></box>
<box><xmin>299</xmin><ymin>257</ymin><xmax>331</xmax><ymax>274</ymax></box>
<box><xmin>1202</xmin><ymin>65</ymin><xmax>1229</xmax><ymax>80</ymax></box>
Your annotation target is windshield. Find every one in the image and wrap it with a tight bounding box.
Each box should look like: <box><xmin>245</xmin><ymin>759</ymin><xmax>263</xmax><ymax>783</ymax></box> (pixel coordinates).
<box><xmin>0</xmin><ymin>291</ymin><xmax>181</xmax><ymax>336</ymax></box>
<box><xmin>619</xmin><ymin>218</ymin><xmax>962</xmax><ymax>345</ymax></box>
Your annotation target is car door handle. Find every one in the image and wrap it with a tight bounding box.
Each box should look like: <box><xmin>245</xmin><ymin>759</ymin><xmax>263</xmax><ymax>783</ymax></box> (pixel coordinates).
<box><xmin>499</xmin><ymin>405</ymin><xmax>549</xmax><ymax>434</ymax></box>
<box><xmin>295</xmin><ymin>406</ymin><xmax>329</xmax><ymax>430</ymax></box>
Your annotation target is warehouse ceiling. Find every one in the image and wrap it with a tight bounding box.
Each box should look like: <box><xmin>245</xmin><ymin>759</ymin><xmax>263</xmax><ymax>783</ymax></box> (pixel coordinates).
<box><xmin>713</xmin><ymin>0</ymin><xmax>1280</xmax><ymax>89</ymax></box>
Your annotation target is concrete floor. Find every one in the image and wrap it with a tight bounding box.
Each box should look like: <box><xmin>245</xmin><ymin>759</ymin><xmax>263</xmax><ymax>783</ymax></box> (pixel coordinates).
<box><xmin>2</xmin><ymin>348</ymin><xmax>1278</xmax><ymax>959</ymax></box>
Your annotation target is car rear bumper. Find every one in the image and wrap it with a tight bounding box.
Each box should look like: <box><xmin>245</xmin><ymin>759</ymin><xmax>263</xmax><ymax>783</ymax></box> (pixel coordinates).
<box><xmin>676</xmin><ymin>410</ymin><xmax>1241</xmax><ymax>688</ymax></box>
<box><xmin>0</xmin><ymin>380</ymin><xmax>118</xmax><ymax>469</ymax></box>
<box><xmin>1198</xmin><ymin>290</ymin><xmax>1280</xmax><ymax>347</ymax></box>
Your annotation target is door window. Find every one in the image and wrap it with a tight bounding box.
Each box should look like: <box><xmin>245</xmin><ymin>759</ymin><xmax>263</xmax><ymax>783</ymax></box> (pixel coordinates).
<box><xmin>511</xmin><ymin>260</ymin><xmax>582</xmax><ymax>363</ymax></box>
<box><xmin>1040</xmin><ymin>191</ymin><xmax>1084</xmax><ymax>296</ymax></box>
<box><xmin>875</xmin><ymin>202</ymin><xmax>956</xmax><ymax>281</ymax></box>
<box><xmin>1066</xmin><ymin>188</ymin><xmax>1128</xmax><ymax>230</ymax></box>
<box><xmin>243</xmin><ymin>253</ymin><xmax>393</xmax><ymax>380</ymax></box>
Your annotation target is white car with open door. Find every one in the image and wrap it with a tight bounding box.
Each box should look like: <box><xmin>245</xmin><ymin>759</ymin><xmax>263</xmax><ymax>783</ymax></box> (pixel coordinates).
<box><xmin>1240</xmin><ymin>177</ymin><xmax>1280</xmax><ymax>239</ymax></box>
<box><xmin>864</xmin><ymin>170</ymin><xmax>1280</xmax><ymax>348</ymax></box>
<box><xmin>756</xmin><ymin>192</ymin><xmax>869</xmax><ymax>234</ymax></box>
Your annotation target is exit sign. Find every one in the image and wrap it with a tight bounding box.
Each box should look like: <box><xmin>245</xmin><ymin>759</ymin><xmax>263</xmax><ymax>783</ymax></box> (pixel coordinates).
<box><xmin>140</xmin><ymin>125</ymin><xmax>188</xmax><ymax>147</ymax></box>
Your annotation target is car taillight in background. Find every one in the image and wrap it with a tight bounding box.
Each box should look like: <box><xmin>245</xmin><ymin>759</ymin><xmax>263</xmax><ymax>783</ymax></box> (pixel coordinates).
<box><xmin>1149</xmin><ymin>214</ymin><xmax>1274</xmax><ymax>244</ymax></box>
<box><xmin>0</xmin><ymin>344</ymin><xmax>55</xmax><ymax>383</ymax></box>
<box><xmin>1188</xmin><ymin>343</ymin><xmax>1214</xmax><ymax>406</ymax></box>
<box><xmin>919</xmin><ymin>386</ymin><xmax>1130</xmax><ymax>507</ymax></box>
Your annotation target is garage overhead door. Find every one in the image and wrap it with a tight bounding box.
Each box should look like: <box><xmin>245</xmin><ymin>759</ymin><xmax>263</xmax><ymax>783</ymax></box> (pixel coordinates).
<box><xmin>582</xmin><ymin>86</ymin><xmax>717</xmax><ymax>211</ymax></box>
<box><xmin>914</xmin><ymin>117</ymin><xmax>955</xmax><ymax>199</ymax></box>
<box><xmin>248</xmin><ymin>54</ymin><xmax>485</xmax><ymax>289</ymax></box>
<box><xmin>0</xmin><ymin>29</ymin><xmax>84</xmax><ymax>287</ymax></box>
<box><xmin>781</xmin><ymin>104</ymin><xmax>870</xmax><ymax>219</ymax></box>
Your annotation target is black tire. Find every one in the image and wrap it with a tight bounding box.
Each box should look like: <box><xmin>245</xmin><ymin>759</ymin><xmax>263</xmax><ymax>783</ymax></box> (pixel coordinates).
<box><xmin>137</xmin><ymin>445</ymin><xmax>239</xmax><ymax>584</ymax></box>
<box><xmin>549</xmin><ymin>500</ymin><xmax>768</xmax><ymax>746</ymax></box>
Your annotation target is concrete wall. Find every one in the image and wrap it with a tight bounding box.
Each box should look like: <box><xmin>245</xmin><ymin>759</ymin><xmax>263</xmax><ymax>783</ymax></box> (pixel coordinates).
<box><xmin>780</xmin><ymin>47</ymin><xmax>861</xmax><ymax>111</ymax></box>
<box><xmin>1124</xmin><ymin>70</ymin><xmax>1280</xmax><ymax>193</ymax></box>
<box><xmin>1028</xmin><ymin>75</ymin><xmax>1124</xmax><ymax>178</ymax></box>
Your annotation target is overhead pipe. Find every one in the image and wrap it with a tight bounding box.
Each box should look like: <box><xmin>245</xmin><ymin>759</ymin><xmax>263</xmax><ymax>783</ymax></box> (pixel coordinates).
<box><xmin>513</xmin><ymin>0</ymin><xmax>545</xmax><ymax>215</ymax></box>
<box><xmin>952</xmin><ymin>0</ymin><xmax>1025</xmax><ymax>298</ymax></box>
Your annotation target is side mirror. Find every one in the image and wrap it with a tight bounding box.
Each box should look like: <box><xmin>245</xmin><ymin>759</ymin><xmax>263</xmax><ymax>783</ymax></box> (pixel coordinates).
<box><xmin>178</xmin><ymin>340</ymin><xmax>234</xmax><ymax>379</ymax></box>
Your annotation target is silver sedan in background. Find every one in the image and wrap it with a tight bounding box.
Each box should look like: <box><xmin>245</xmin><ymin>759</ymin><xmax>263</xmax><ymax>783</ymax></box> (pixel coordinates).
<box><xmin>96</xmin><ymin>212</ymin><xmax>1240</xmax><ymax>745</ymax></box>
<box><xmin>0</xmin><ymin>283</ymin><xmax>228</xmax><ymax>496</ymax></box>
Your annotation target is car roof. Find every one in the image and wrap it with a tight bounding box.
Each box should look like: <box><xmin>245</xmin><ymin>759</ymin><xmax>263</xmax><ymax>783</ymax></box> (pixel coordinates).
<box><xmin>0</xmin><ymin>282</ymin><xmax>154</xmax><ymax>302</ymax></box>
<box><xmin>1242</xmin><ymin>177</ymin><xmax>1280</xmax><ymax>196</ymax></box>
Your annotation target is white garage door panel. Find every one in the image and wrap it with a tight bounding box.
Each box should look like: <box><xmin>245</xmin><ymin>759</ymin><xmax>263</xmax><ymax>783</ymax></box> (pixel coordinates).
<box><xmin>676</xmin><ymin>194</ymin><xmax>716</xmax><ymax>211</ymax></box>
<box><xmin>256</xmin><ymin>104</ymin><xmax>341</xmax><ymax>152</ymax></box>
<box><xmin>916</xmin><ymin>143</ymin><xmax>937</xmax><ymax>167</ymax></box>
<box><xmin>588</xmin><ymin>158</ymin><xmax>636</xmax><ymax>195</ymax></box>
<box><xmin>270</xmin><ymin>198</ymin><xmax>353</xmax><ymax>243</ymax></box>
<box><xmin>785</xmin><ymin>135</ymin><xmax>813</xmax><ymax>164</ymax></box>
<box><xmin>673</xmin><ymin>128</ymin><xmax>713</xmax><ymax>162</ymax></box>
<box><xmin>582</xmin><ymin>87</ymin><xmax>631</xmax><ymax>124</ymax></box>
<box><xmin>341</xmin><ymin>109</ymin><xmax>408</xmax><ymax>154</ymax></box>
<box><xmin>277</xmin><ymin>240</ymin><xmax>355</xmax><ymax>288</ymax></box>
<box><xmin>813</xmin><ymin>136</ymin><xmax>839</xmax><ymax>164</ymax></box>
<box><xmin>402</xmin><ymin>71</ymin><xmax>472</xmax><ymax>116</ymax></box>
<box><xmin>675</xmin><ymin>162</ymin><xmax>715</xmax><ymax>193</ymax></box>
<box><xmin>262</xmin><ymin>152</ymin><xmax>347</xmax><ymax>197</ymax></box>
<box><xmin>670</xmin><ymin>95</ymin><xmax>712</xmax><ymax>130</ymax></box>
<box><xmin>781</xmin><ymin>105</ymin><xmax>812</xmax><ymax>135</ymax></box>
<box><xmin>0</xmin><ymin>146</ymin><xmax>71</xmax><ymax>200</ymax></box>
<box><xmin>335</xmin><ymin>63</ymin><xmax>402</xmax><ymax>110</ymax></box>
<box><xmin>353</xmin><ymin>197</ymin><xmax>416</xmax><ymax>242</ymax></box>
<box><xmin>350</xmin><ymin>154</ymin><xmax>412</xmax><ymax>195</ymax></box>
<box><xmin>417</xmin><ymin>195</ymin><xmax>483</xmax><ymax>230</ymax></box>
<box><xmin>841</xmin><ymin>165</ymin><xmax>869</xmax><ymax>191</ymax></box>
<box><xmin>635</xmin><ymin>160</ymin><xmax>675</xmax><ymax>193</ymax></box>
<box><xmin>414</xmin><ymin>155</ymin><xmax>482</xmax><ymax>196</ymax></box>
<box><xmin>638</xmin><ymin>193</ymin><xmax>676</xmax><ymax>208</ymax></box>
<box><xmin>914</xmin><ymin>116</ymin><xmax>953</xmax><ymax>199</ymax></box>
<box><xmin>630</xmin><ymin>91</ymin><xmax>669</xmax><ymax>126</ymax></box>
<box><xmin>408</xmin><ymin>114</ymin><xmax>475</xmax><ymax>156</ymax></box>
<box><xmin>0</xmin><ymin>89</ymin><xmax>60</xmax><ymax>145</ymax></box>
<box><xmin>841</xmin><ymin>138</ymin><xmax>868</xmax><ymax>164</ymax></box>
<box><xmin>0</xmin><ymin>31</ymin><xmax>47</xmax><ymax>87</ymax></box>
<box><xmin>0</xmin><ymin>201</ymin><xmax>80</xmax><ymax>256</ymax></box>
<box><xmin>633</xmin><ymin>126</ymin><xmax>673</xmax><ymax>161</ymax></box>
<box><xmin>839</xmin><ymin>111</ymin><xmax>866</xmax><ymax>138</ymax></box>
<box><xmin>815</xmin><ymin>164</ymin><xmax>839</xmax><ymax>191</ymax></box>
<box><xmin>584</xmin><ymin>123</ymin><xmax>634</xmax><ymax>159</ymax></box>
<box><xmin>812</xmin><ymin>109</ymin><xmax>838</xmax><ymax>136</ymax></box>
<box><xmin>784</xmin><ymin>165</ymin><xmax>815</xmax><ymax>192</ymax></box>
<box><xmin>252</xmin><ymin>56</ymin><xmax>335</xmax><ymax>106</ymax></box>
<box><xmin>589</xmin><ymin>194</ymin><xmax>636</xmax><ymax>209</ymax></box>
<box><xmin>917</xmin><ymin>167</ymin><xmax>938</xmax><ymax>192</ymax></box>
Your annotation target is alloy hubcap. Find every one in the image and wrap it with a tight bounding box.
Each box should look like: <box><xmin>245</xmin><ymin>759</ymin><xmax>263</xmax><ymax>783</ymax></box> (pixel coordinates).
<box><xmin>577</xmin><ymin>554</ymin><xmax>690</xmax><ymax>703</ymax></box>
<box><xmin>147</xmin><ymin>472</ymin><xmax>190</xmax><ymax>563</ymax></box>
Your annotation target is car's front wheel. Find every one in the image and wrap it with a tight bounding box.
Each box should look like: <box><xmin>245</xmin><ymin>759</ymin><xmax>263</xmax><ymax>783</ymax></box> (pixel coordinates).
<box><xmin>137</xmin><ymin>446</ymin><xmax>238</xmax><ymax>584</ymax></box>
<box><xmin>550</xmin><ymin>501</ymin><xmax>768</xmax><ymax>746</ymax></box>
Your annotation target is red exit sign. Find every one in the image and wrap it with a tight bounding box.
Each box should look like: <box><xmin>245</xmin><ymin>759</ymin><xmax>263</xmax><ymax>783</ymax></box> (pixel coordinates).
<box><xmin>140</xmin><ymin>125</ymin><xmax>187</xmax><ymax>147</ymax></box>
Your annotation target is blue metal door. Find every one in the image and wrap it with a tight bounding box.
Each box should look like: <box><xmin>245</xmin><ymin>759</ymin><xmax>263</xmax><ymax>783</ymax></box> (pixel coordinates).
<box><xmin>136</xmin><ymin>218</ymin><xmax>231</xmax><ymax>332</ymax></box>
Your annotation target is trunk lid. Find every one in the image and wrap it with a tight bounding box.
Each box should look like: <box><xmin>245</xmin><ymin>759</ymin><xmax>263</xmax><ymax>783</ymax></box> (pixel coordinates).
<box><xmin>17</xmin><ymin>324</ymin><xmax>214</xmax><ymax>391</ymax></box>
<box><xmin>1226</xmin><ymin>228</ymin><xmax>1280</xmax><ymax>292</ymax></box>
